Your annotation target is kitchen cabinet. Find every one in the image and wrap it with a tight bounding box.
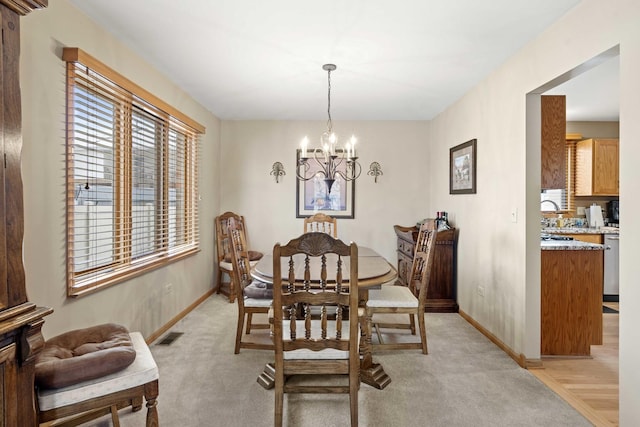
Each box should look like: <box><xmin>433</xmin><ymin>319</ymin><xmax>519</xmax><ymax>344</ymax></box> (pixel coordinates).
<box><xmin>394</xmin><ymin>225</ymin><xmax>458</xmax><ymax>313</ymax></box>
<box><xmin>541</xmin><ymin>95</ymin><xmax>566</xmax><ymax>189</ymax></box>
<box><xmin>0</xmin><ymin>2</ymin><xmax>52</xmax><ymax>425</ymax></box>
<box><xmin>575</xmin><ymin>138</ymin><xmax>619</xmax><ymax>196</ymax></box>
<box><xmin>541</xmin><ymin>248</ymin><xmax>603</xmax><ymax>355</ymax></box>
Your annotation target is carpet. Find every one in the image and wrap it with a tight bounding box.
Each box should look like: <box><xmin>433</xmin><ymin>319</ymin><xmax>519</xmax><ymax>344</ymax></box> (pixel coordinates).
<box><xmin>88</xmin><ymin>296</ymin><xmax>591</xmax><ymax>427</ymax></box>
<box><xmin>603</xmin><ymin>306</ymin><xmax>619</xmax><ymax>314</ymax></box>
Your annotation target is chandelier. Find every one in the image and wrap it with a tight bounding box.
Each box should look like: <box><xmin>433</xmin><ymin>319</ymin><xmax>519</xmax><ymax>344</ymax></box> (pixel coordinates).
<box><xmin>296</xmin><ymin>64</ymin><xmax>361</xmax><ymax>194</ymax></box>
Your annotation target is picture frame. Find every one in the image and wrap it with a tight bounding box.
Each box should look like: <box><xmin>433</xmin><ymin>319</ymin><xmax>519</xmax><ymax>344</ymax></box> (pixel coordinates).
<box><xmin>450</xmin><ymin>139</ymin><xmax>477</xmax><ymax>194</ymax></box>
<box><xmin>296</xmin><ymin>149</ymin><xmax>355</xmax><ymax>218</ymax></box>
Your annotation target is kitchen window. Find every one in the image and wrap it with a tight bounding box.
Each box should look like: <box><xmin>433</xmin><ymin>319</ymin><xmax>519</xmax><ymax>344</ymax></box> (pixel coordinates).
<box><xmin>63</xmin><ymin>48</ymin><xmax>204</xmax><ymax>297</ymax></box>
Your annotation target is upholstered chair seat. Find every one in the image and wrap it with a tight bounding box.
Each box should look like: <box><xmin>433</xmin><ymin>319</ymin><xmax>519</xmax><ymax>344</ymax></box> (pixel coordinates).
<box><xmin>36</xmin><ymin>326</ymin><xmax>159</xmax><ymax>427</ymax></box>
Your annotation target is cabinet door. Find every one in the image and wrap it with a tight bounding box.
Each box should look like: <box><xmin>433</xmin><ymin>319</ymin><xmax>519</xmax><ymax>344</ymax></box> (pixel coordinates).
<box><xmin>576</xmin><ymin>138</ymin><xmax>619</xmax><ymax>196</ymax></box>
<box><xmin>541</xmin><ymin>95</ymin><xmax>566</xmax><ymax>189</ymax></box>
<box><xmin>593</xmin><ymin>139</ymin><xmax>619</xmax><ymax>195</ymax></box>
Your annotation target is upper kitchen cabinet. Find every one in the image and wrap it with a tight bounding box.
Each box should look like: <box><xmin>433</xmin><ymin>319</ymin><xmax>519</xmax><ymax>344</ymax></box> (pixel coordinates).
<box><xmin>576</xmin><ymin>138</ymin><xmax>619</xmax><ymax>196</ymax></box>
<box><xmin>541</xmin><ymin>95</ymin><xmax>566</xmax><ymax>189</ymax></box>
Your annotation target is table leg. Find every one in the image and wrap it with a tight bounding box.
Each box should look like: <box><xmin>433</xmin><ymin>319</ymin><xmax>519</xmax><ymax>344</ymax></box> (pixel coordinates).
<box><xmin>257</xmin><ymin>362</ymin><xmax>276</xmax><ymax>390</ymax></box>
<box><xmin>359</xmin><ymin>308</ymin><xmax>391</xmax><ymax>389</ymax></box>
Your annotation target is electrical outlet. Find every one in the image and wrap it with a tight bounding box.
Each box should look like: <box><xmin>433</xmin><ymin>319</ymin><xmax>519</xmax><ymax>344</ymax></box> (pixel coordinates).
<box><xmin>477</xmin><ymin>286</ymin><xmax>485</xmax><ymax>297</ymax></box>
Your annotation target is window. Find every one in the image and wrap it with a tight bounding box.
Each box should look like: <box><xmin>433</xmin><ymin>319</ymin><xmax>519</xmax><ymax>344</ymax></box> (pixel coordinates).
<box><xmin>64</xmin><ymin>48</ymin><xmax>204</xmax><ymax>296</ymax></box>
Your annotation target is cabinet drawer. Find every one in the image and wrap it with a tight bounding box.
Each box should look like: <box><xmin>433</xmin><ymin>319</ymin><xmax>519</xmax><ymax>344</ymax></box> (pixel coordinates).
<box><xmin>397</xmin><ymin>238</ymin><xmax>414</xmax><ymax>258</ymax></box>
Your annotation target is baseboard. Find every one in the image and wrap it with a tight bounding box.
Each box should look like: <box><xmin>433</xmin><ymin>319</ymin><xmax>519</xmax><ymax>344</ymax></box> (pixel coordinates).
<box><xmin>458</xmin><ymin>309</ymin><xmax>541</xmax><ymax>369</ymax></box>
<box><xmin>145</xmin><ymin>289</ymin><xmax>215</xmax><ymax>344</ymax></box>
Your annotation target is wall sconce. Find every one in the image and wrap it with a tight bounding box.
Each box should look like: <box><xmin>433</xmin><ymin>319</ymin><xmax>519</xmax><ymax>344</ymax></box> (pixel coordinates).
<box><xmin>368</xmin><ymin>162</ymin><xmax>383</xmax><ymax>183</ymax></box>
<box><xmin>271</xmin><ymin>162</ymin><xmax>286</xmax><ymax>183</ymax></box>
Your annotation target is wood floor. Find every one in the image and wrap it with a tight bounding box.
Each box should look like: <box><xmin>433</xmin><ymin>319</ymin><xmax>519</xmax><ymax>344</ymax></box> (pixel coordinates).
<box><xmin>531</xmin><ymin>302</ymin><xmax>619</xmax><ymax>427</ymax></box>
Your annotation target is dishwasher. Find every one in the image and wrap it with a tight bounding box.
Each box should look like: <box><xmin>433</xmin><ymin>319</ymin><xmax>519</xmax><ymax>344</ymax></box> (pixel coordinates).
<box><xmin>604</xmin><ymin>233</ymin><xmax>619</xmax><ymax>301</ymax></box>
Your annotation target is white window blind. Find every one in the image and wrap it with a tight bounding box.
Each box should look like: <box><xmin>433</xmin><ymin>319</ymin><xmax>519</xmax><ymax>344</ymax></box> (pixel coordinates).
<box><xmin>64</xmin><ymin>48</ymin><xmax>203</xmax><ymax>296</ymax></box>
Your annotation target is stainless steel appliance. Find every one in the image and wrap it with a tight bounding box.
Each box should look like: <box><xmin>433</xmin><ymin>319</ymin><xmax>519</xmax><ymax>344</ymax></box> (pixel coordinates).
<box><xmin>604</xmin><ymin>233</ymin><xmax>619</xmax><ymax>301</ymax></box>
<box><xmin>607</xmin><ymin>200</ymin><xmax>619</xmax><ymax>226</ymax></box>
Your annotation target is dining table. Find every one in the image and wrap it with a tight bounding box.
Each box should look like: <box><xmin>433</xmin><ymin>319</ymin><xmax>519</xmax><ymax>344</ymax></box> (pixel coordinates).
<box><xmin>251</xmin><ymin>246</ymin><xmax>397</xmax><ymax>390</ymax></box>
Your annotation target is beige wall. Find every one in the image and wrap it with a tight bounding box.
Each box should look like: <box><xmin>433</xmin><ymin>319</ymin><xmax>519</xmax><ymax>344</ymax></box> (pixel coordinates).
<box><xmin>567</xmin><ymin>120</ymin><xmax>619</xmax><ymax>138</ymax></box>
<box><xmin>220</xmin><ymin>120</ymin><xmax>430</xmax><ymax>263</ymax></box>
<box><xmin>429</xmin><ymin>0</ymin><xmax>639</xmax><ymax>423</ymax></box>
<box><xmin>20</xmin><ymin>0</ymin><xmax>221</xmax><ymax>339</ymax></box>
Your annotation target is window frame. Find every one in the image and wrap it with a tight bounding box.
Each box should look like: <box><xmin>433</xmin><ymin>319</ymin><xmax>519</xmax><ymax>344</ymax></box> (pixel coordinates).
<box><xmin>63</xmin><ymin>48</ymin><xmax>204</xmax><ymax>297</ymax></box>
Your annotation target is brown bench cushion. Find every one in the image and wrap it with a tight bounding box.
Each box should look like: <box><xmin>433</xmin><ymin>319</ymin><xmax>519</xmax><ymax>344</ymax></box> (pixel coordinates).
<box><xmin>35</xmin><ymin>323</ymin><xmax>136</xmax><ymax>389</ymax></box>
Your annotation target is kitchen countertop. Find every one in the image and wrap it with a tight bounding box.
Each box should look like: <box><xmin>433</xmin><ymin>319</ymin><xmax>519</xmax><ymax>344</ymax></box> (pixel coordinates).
<box><xmin>541</xmin><ymin>240</ymin><xmax>605</xmax><ymax>251</ymax></box>
<box><xmin>541</xmin><ymin>226</ymin><xmax>619</xmax><ymax>235</ymax></box>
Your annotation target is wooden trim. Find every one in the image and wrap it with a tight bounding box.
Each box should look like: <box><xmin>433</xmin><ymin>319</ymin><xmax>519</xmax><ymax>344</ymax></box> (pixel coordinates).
<box><xmin>145</xmin><ymin>289</ymin><xmax>214</xmax><ymax>344</ymax></box>
<box><xmin>69</xmin><ymin>247</ymin><xmax>200</xmax><ymax>297</ymax></box>
<box><xmin>62</xmin><ymin>48</ymin><xmax>205</xmax><ymax>133</ymax></box>
<box><xmin>0</xmin><ymin>0</ymin><xmax>47</xmax><ymax>15</ymax></box>
<box><xmin>458</xmin><ymin>309</ymin><xmax>542</xmax><ymax>368</ymax></box>
<box><xmin>565</xmin><ymin>133</ymin><xmax>583</xmax><ymax>141</ymax></box>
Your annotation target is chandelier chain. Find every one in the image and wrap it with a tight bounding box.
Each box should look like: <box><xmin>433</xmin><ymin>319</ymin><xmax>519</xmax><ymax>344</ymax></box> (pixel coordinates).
<box><xmin>326</xmin><ymin>68</ymin><xmax>332</xmax><ymax>133</ymax></box>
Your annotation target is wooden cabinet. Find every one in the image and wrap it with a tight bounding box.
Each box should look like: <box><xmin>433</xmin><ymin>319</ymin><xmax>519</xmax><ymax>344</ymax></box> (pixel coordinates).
<box><xmin>576</xmin><ymin>138</ymin><xmax>619</xmax><ymax>196</ymax></box>
<box><xmin>541</xmin><ymin>249</ymin><xmax>603</xmax><ymax>355</ymax></box>
<box><xmin>394</xmin><ymin>225</ymin><xmax>459</xmax><ymax>313</ymax></box>
<box><xmin>0</xmin><ymin>2</ymin><xmax>52</xmax><ymax>425</ymax></box>
<box><xmin>541</xmin><ymin>95</ymin><xmax>566</xmax><ymax>189</ymax></box>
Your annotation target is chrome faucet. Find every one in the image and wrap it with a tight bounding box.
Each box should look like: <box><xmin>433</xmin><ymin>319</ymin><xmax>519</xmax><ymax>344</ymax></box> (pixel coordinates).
<box><xmin>540</xmin><ymin>199</ymin><xmax>560</xmax><ymax>211</ymax></box>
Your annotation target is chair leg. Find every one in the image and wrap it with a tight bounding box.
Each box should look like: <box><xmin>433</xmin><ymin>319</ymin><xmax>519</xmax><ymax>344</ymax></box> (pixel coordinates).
<box><xmin>374</xmin><ymin>322</ymin><xmax>384</xmax><ymax>344</ymax></box>
<box><xmin>417</xmin><ymin>311</ymin><xmax>428</xmax><ymax>355</ymax></box>
<box><xmin>235</xmin><ymin>309</ymin><xmax>245</xmax><ymax>354</ymax></box>
<box><xmin>349</xmin><ymin>367</ymin><xmax>359</xmax><ymax>427</ymax></box>
<box><xmin>275</xmin><ymin>374</ymin><xmax>284</xmax><ymax>427</ymax></box>
<box><xmin>409</xmin><ymin>313</ymin><xmax>416</xmax><ymax>335</ymax></box>
<box><xmin>215</xmin><ymin>268</ymin><xmax>223</xmax><ymax>294</ymax></box>
<box><xmin>227</xmin><ymin>270</ymin><xmax>236</xmax><ymax>303</ymax></box>
<box><xmin>131</xmin><ymin>396</ymin><xmax>143</xmax><ymax>412</ymax></box>
<box><xmin>144</xmin><ymin>380</ymin><xmax>159</xmax><ymax>427</ymax></box>
<box><xmin>246</xmin><ymin>312</ymin><xmax>253</xmax><ymax>334</ymax></box>
<box><xmin>110</xmin><ymin>405</ymin><xmax>121</xmax><ymax>427</ymax></box>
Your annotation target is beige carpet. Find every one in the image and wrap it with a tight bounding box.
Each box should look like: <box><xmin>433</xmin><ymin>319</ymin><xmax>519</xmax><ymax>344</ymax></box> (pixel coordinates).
<box><xmin>84</xmin><ymin>295</ymin><xmax>590</xmax><ymax>427</ymax></box>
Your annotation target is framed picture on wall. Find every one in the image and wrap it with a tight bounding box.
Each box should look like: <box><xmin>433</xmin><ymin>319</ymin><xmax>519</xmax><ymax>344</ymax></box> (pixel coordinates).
<box><xmin>296</xmin><ymin>149</ymin><xmax>355</xmax><ymax>218</ymax></box>
<box><xmin>450</xmin><ymin>139</ymin><xmax>477</xmax><ymax>194</ymax></box>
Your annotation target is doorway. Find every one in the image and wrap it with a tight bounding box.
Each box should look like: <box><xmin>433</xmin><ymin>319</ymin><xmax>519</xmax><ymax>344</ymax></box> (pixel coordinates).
<box><xmin>526</xmin><ymin>46</ymin><xmax>620</xmax><ymax>425</ymax></box>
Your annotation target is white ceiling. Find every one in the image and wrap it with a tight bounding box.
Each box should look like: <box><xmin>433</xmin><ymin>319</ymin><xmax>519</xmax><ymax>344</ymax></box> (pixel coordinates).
<box><xmin>68</xmin><ymin>0</ymin><xmax>592</xmax><ymax>121</ymax></box>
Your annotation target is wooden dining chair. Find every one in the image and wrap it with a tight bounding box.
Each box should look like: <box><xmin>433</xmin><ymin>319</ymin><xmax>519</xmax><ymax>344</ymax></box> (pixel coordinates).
<box><xmin>366</xmin><ymin>220</ymin><xmax>437</xmax><ymax>354</ymax></box>
<box><xmin>214</xmin><ymin>211</ymin><xmax>263</xmax><ymax>303</ymax></box>
<box><xmin>303</xmin><ymin>213</ymin><xmax>337</xmax><ymax>237</ymax></box>
<box><xmin>227</xmin><ymin>217</ymin><xmax>274</xmax><ymax>353</ymax></box>
<box><xmin>272</xmin><ymin>232</ymin><xmax>360</xmax><ymax>427</ymax></box>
